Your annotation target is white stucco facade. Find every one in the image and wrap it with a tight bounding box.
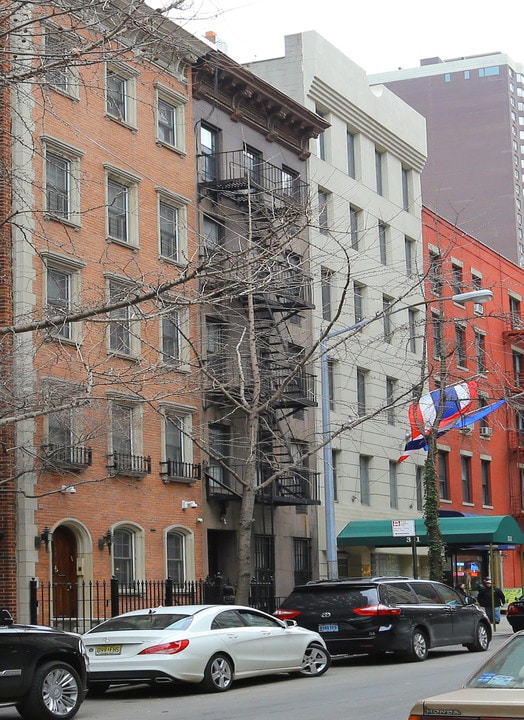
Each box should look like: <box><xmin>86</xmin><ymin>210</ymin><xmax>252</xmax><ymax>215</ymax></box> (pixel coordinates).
<box><xmin>247</xmin><ymin>32</ymin><xmax>429</xmax><ymax>578</ymax></box>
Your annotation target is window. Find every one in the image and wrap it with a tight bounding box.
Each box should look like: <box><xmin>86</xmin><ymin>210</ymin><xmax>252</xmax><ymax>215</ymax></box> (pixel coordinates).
<box><xmin>429</xmin><ymin>251</ymin><xmax>443</xmax><ymax>295</ymax></box>
<box><xmin>415</xmin><ymin>466</ymin><xmax>423</xmax><ymax>511</ymax></box>
<box><xmin>402</xmin><ymin>167</ymin><xmax>410</xmax><ymax>210</ymax></box>
<box><xmin>161</xmin><ymin>308</ymin><xmax>183</xmax><ymax>365</ymax></box>
<box><xmin>254</xmin><ymin>535</ymin><xmax>275</xmax><ymax>582</ymax></box>
<box><xmin>111</xmin><ymin>403</ymin><xmax>134</xmax><ymax>458</ymax></box>
<box><xmin>479</xmin><ymin>66</ymin><xmax>500</xmax><ymax>77</ymax></box>
<box><xmin>375</xmin><ymin>149</ymin><xmax>384</xmax><ymax>195</ymax></box>
<box><xmin>293</xmin><ymin>538</ymin><xmax>312</xmax><ymax>586</ymax></box>
<box><xmin>106</xmin><ymin>65</ymin><xmax>136</xmax><ymax>125</ymax></box>
<box><xmin>331</xmin><ymin>448</ymin><xmax>339</xmax><ymax>501</ymax></box>
<box><xmin>452</xmin><ymin>263</ymin><xmax>463</xmax><ymax>297</ymax></box>
<box><xmin>357</xmin><ymin>368</ymin><xmax>366</xmax><ymax>416</ymax></box>
<box><xmin>350</xmin><ymin>205</ymin><xmax>360</xmax><ymax>250</ymax></box>
<box><xmin>108</xmin><ymin>280</ymin><xmax>139</xmax><ymax>357</ymax></box>
<box><xmin>158</xmin><ymin>192</ymin><xmax>189</xmax><ymax>262</ymax></box>
<box><xmin>408</xmin><ymin>309</ymin><xmax>418</xmax><ymax>353</ymax></box>
<box><xmin>481</xmin><ymin>459</ymin><xmax>492</xmax><ymax>506</ymax></box>
<box><xmin>386</xmin><ymin>376</ymin><xmax>396</xmax><ymax>425</ymax></box>
<box><xmin>156</xmin><ymin>87</ymin><xmax>186</xmax><ymax>152</ymax></box>
<box><xmin>207</xmin><ymin>424</ymin><xmax>230</xmax><ymax>488</ymax></box>
<box><xmin>354</xmin><ymin>282</ymin><xmax>364</xmax><ymax>325</ymax></box>
<box><xmin>321</xmin><ymin>267</ymin><xmax>333</xmax><ymax>320</ymax></box>
<box><xmin>243</xmin><ymin>145</ymin><xmax>263</xmax><ymax>186</ymax></box>
<box><xmin>347</xmin><ymin>129</ymin><xmax>356</xmax><ymax>178</ymax></box>
<box><xmin>200</xmin><ymin>124</ymin><xmax>218</xmax><ymax>181</ymax></box>
<box><xmin>510</xmin><ymin>296</ymin><xmax>522</xmax><ymax>329</ymax></box>
<box><xmin>166</xmin><ymin>530</ymin><xmax>185</xmax><ymax>582</ymax></box>
<box><xmin>48</xmin><ymin>409</ymin><xmax>74</xmax><ymax>449</ymax></box>
<box><xmin>475</xmin><ymin>331</ymin><xmax>486</xmax><ymax>374</ymax></box>
<box><xmin>405</xmin><ymin>236</ymin><xmax>415</xmax><ymax>275</ymax></box>
<box><xmin>164</xmin><ymin>414</ymin><xmax>184</xmax><ymax>469</ymax></box>
<box><xmin>432</xmin><ymin>312</ymin><xmax>443</xmax><ymax>359</ymax></box>
<box><xmin>105</xmin><ymin>167</ymin><xmax>140</xmax><ymax>246</ymax></box>
<box><xmin>514</xmin><ymin>351</ymin><xmax>524</xmax><ymax>387</ymax></box>
<box><xmin>378</xmin><ymin>222</ymin><xmax>388</xmax><ymax>264</ymax></box>
<box><xmin>461</xmin><ymin>454</ymin><xmax>472</xmax><ymax>504</ymax></box>
<box><xmin>318</xmin><ymin>189</ymin><xmax>329</xmax><ymax>234</ymax></box>
<box><xmin>109</xmin><ymin>401</ymin><xmax>149</xmax><ymax>476</ymax></box>
<box><xmin>113</xmin><ymin>528</ymin><xmax>135</xmax><ymax>584</ymax></box>
<box><xmin>438</xmin><ymin>450</ymin><xmax>450</xmax><ymax>500</ymax></box>
<box><xmin>47</xmin><ymin>267</ymin><xmax>72</xmax><ymax>339</ymax></box>
<box><xmin>281</xmin><ymin>166</ymin><xmax>300</xmax><ymax>200</ymax></box>
<box><xmin>359</xmin><ymin>455</ymin><xmax>370</xmax><ymax>506</ymax></box>
<box><xmin>206</xmin><ymin>320</ymin><xmax>227</xmax><ymax>378</ymax></box>
<box><xmin>455</xmin><ymin>323</ymin><xmax>467</xmax><ymax>367</ymax></box>
<box><xmin>43</xmin><ymin>139</ymin><xmax>82</xmax><ymax>224</ymax></box>
<box><xmin>389</xmin><ymin>461</ymin><xmax>398</xmax><ymax>509</ymax></box>
<box><xmin>383</xmin><ymin>295</ymin><xmax>393</xmax><ymax>343</ymax></box>
<box><xmin>44</xmin><ymin>30</ymin><xmax>76</xmax><ymax>95</ymax></box>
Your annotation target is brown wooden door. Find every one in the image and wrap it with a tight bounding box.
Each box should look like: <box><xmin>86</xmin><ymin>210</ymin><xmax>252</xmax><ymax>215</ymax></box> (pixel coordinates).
<box><xmin>52</xmin><ymin>526</ymin><xmax>78</xmax><ymax>618</ymax></box>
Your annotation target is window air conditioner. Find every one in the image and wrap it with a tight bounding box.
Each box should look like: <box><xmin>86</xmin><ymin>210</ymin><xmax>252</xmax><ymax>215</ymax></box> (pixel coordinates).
<box><xmin>460</xmin><ymin>426</ymin><xmax>473</xmax><ymax>436</ymax></box>
<box><xmin>473</xmin><ymin>303</ymin><xmax>484</xmax><ymax>315</ymax></box>
<box><xmin>480</xmin><ymin>426</ymin><xmax>493</xmax><ymax>438</ymax></box>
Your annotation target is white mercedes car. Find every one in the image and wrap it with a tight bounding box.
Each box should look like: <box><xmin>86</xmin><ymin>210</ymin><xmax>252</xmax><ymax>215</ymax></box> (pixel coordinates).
<box><xmin>83</xmin><ymin>604</ymin><xmax>330</xmax><ymax>694</ymax></box>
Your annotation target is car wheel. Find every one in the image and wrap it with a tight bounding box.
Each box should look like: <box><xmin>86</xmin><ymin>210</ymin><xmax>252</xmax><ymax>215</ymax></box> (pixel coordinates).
<box><xmin>295</xmin><ymin>642</ymin><xmax>331</xmax><ymax>677</ymax></box>
<box><xmin>86</xmin><ymin>682</ymin><xmax>110</xmax><ymax>697</ymax></box>
<box><xmin>402</xmin><ymin>628</ymin><xmax>428</xmax><ymax>662</ymax></box>
<box><xmin>201</xmin><ymin>654</ymin><xmax>234</xmax><ymax>693</ymax></box>
<box><xmin>465</xmin><ymin>622</ymin><xmax>490</xmax><ymax>652</ymax></box>
<box><xmin>16</xmin><ymin>660</ymin><xmax>82</xmax><ymax>720</ymax></box>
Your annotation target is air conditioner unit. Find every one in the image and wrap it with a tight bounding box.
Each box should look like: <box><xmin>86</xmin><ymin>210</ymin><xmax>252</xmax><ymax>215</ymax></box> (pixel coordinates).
<box><xmin>460</xmin><ymin>426</ymin><xmax>473</xmax><ymax>436</ymax></box>
<box><xmin>480</xmin><ymin>426</ymin><xmax>493</xmax><ymax>438</ymax></box>
<box><xmin>473</xmin><ymin>303</ymin><xmax>484</xmax><ymax>315</ymax></box>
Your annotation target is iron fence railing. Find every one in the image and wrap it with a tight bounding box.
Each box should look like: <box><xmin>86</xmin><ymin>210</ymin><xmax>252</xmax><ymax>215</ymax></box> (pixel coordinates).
<box><xmin>29</xmin><ymin>576</ymin><xmax>280</xmax><ymax>633</ymax></box>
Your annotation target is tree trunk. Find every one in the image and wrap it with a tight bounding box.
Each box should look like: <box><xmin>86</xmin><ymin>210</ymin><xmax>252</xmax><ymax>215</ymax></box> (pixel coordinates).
<box><xmin>423</xmin><ymin>433</ymin><xmax>444</xmax><ymax>581</ymax></box>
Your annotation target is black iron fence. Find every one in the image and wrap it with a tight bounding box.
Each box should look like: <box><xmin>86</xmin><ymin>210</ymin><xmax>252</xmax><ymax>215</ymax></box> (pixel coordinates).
<box><xmin>29</xmin><ymin>576</ymin><xmax>282</xmax><ymax>633</ymax></box>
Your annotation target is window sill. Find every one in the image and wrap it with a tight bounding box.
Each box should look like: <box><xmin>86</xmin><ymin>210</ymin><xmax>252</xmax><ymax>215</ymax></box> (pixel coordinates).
<box><xmin>45</xmin><ymin>333</ymin><xmax>82</xmax><ymax>347</ymax></box>
<box><xmin>45</xmin><ymin>84</ymin><xmax>80</xmax><ymax>102</ymax></box>
<box><xmin>107</xmin><ymin>350</ymin><xmax>141</xmax><ymax>363</ymax></box>
<box><xmin>155</xmin><ymin>139</ymin><xmax>186</xmax><ymax>157</ymax></box>
<box><xmin>44</xmin><ymin>213</ymin><xmax>81</xmax><ymax>230</ymax></box>
<box><xmin>158</xmin><ymin>254</ymin><xmax>184</xmax><ymax>267</ymax></box>
<box><xmin>105</xmin><ymin>113</ymin><xmax>137</xmax><ymax>132</ymax></box>
<box><xmin>106</xmin><ymin>237</ymin><xmax>139</xmax><ymax>251</ymax></box>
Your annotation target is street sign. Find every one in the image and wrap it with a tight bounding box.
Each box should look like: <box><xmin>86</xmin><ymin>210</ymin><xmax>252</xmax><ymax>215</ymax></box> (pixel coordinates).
<box><xmin>392</xmin><ymin>519</ymin><xmax>416</xmax><ymax>537</ymax></box>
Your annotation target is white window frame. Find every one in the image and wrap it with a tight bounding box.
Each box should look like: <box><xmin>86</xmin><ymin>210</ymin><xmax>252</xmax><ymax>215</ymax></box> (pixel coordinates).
<box><xmin>43</xmin><ymin>137</ymin><xmax>83</xmax><ymax>226</ymax></box>
<box><xmin>160</xmin><ymin>305</ymin><xmax>189</xmax><ymax>367</ymax></box>
<box><xmin>42</xmin><ymin>251</ymin><xmax>85</xmax><ymax>343</ymax></box>
<box><xmin>111</xmin><ymin>522</ymin><xmax>145</xmax><ymax>584</ymax></box>
<box><xmin>157</xmin><ymin>189</ymin><xmax>190</xmax><ymax>263</ymax></box>
<box><xmin>106</xmin><ymin>277</ymin><xmax>141</xmax><ymax>358</ymax></box>
<box><xmin>105</xmin><ymin>165</ymin><xmax>141</xmax><ymax>247</ymax></box>
<box><xmin>155</xmin><ymin>85</ymin><xmax>187</xmax><ymax>154</ymax></box>
<box><xmin>165</xmin><ymin>526</ymin><xmax>195</xmax><ymax>582</ymax></box>
<box><xmin>43</xmin><ymin>26</ymin><xmax>79</xmax><ymax>98</ymax></box>
<box><xmin>105</xmin><ymin>63</ymin><xmax>138</xmax><ymax>127</ymax></box>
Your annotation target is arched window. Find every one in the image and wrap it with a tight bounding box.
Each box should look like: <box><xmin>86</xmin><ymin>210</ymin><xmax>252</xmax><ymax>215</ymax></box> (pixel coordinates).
<box><xmin>166</xmin><ymin>530</ymin><xmax>185</xmax><ymax>582</ymax></box>
<box><xmin>113</xmin><ymin>527</ymin><xmax>135</xmax><ymax>584</ymax></box>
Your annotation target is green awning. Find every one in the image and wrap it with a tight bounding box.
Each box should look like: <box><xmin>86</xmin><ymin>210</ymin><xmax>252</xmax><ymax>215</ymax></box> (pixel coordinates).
<box><xmin>337</xmin><ymin>515</ymin><xmax>524</xmax><ymax>548</ymax></box>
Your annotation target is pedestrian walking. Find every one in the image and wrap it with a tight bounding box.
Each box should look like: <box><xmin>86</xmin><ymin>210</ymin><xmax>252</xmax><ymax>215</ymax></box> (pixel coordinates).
<box><xmin>476</xmin><ymin>577</ymin><xmax>505</xmax><ymax>623</ymax></box>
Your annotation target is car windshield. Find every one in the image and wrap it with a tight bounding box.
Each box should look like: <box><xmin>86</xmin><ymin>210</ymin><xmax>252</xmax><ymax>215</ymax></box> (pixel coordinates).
<box><xmin>282</xmin><ymin>585</ymin><xmax>379</xmax><ymax>611</ymax></box>
<box><xmin>87</xmin><ymin>613</ymin><xmax>193</xmax><ymax>633</ymax></box>
<box><xmin>467</xmin><ymin>635</ymin><xmax>524</xmax><ymax>688</ymax></box>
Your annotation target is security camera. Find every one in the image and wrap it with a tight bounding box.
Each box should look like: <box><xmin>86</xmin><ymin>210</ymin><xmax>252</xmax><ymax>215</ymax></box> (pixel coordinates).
<box><xmin>181</xmin><ymin>500</ymin><xmax>198</xmax><ymax>510</ymax></box>
<box><xmin>60</xmin><ymin>485</ymin><xmax>76</xmax><ymax>494</ymax></box>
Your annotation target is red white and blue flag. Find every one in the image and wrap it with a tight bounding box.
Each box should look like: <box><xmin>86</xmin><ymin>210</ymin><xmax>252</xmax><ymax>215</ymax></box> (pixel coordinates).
<box><xmin>398</xmin><ymin>381</ymin><xmax>479</xmax><ymax>462</ymax></box>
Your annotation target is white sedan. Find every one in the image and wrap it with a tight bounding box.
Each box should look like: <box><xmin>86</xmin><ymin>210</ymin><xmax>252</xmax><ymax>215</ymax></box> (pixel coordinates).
<box><xmin>82</xmin><ymin>604</ymin><xmax>330</xmax><ymax>694</ymax></box>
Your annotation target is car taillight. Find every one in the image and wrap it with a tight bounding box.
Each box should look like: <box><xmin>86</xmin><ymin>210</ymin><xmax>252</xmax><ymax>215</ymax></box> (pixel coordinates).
<box><xmin>353</xmin><ymin>604</ymin><xmax>401</xmax><ymax>617</ymax></box>
<box><xmin>274</xmin><ymin>609</ymin><xmax>301</xmax><ymax>620</ymax></box>
<box><xmin>507</xmin><ymin>603</ymin><xmax>519</xmax><ymax>615</ymax></box>
<box><xmin>138</xmin><ymin>639</ymin><xmax>190</xmax><ymax>655</ymax></box>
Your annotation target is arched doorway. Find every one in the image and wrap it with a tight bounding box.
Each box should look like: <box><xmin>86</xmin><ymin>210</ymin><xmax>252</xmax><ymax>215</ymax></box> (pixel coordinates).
<box><xmin>52</xmin><ymin>525</ymin><xmax>78</xmax><ymax>626</ymax></box>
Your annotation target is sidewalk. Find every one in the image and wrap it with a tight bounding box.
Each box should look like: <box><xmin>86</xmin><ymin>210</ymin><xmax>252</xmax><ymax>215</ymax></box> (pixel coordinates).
<box><xmin>490</xmin><ymin>613</ymin><xmax>513</xmax><ymax>637</ymax></box>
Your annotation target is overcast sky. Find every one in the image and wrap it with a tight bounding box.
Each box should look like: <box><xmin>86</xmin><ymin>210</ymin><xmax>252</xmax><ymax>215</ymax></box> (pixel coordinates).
<box><xmin>176</xmin><ymin>0</ymin><xmax>523</xmax><ymax>75</ymax></box>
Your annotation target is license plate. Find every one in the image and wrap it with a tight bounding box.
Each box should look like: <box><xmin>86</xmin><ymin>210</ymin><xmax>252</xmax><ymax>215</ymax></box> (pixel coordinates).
<box><xmin>319</xmin><ymin>623</ymin><xmax>339</xmax><ymax>632</ymax></box>
<box><xmin>95</xmin><ymin>645</ymin><xmax>121</xmax><ymax>655</ymax></box>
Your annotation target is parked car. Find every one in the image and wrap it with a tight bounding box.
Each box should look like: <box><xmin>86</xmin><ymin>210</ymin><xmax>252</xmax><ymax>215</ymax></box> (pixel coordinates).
<box><xmin>506</xmin><ymin>597</ymin><xmax>524</xmax><ymax>632</ymax></box>
<box><xmin>0</xmin><ymin>608</ymin><xmax>88</xmax><ymax>720</ymax></box>
<box><xmin>82</xmin><ymin>604</ymin><xmax>331</xmax><ymax>694</ymax></box>
<box><xmin>274</xmin><ymin>576</ymin><xmax>491</xmax><ymax>661</ymax></box>
<box><xmin>408</xmin><ymin>631</ymin><xmax>524</xmax><ymax>719</ymax></box>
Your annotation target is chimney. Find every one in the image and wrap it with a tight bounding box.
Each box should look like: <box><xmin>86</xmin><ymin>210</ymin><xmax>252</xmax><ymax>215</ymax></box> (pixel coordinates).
<box><xmin>205</xmin><ymin>31</ymin><xmax>217</xmax><ymax>45</ymax></box>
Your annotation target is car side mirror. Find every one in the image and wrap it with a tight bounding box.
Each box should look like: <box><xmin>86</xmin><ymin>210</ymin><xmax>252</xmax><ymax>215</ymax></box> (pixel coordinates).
<box><xmin>464</xmin><ymin>596</ymin><xmax>476</xmax><ymax>605</ymax></box>
<box><xmin>0</xmin><ymin>609</ymin><xmax>14</xmax><ymax>626</ymax></box>
<box><xmin>284</xmin><ymin>619</ymin><xmax>297</xmax><ymax>628</ymax></box>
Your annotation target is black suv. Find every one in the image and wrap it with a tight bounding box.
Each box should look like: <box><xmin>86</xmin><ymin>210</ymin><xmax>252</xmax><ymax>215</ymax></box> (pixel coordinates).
<box><xmin>275</xmin><ymin>577</ymin><xmax>491</xmax><ymax>661</ymax></box>
<box><xmin>0</xmin><ymin>609</ymin><xmax>88</xmax><ymax>720</ymax></box>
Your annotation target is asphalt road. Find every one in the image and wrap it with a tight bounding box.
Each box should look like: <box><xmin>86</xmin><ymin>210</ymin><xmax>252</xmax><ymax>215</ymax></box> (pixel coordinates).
<box><xmin>0</xmin><ymin>620</ymin><xmax>514</xmax><ymax>720</ymax></box>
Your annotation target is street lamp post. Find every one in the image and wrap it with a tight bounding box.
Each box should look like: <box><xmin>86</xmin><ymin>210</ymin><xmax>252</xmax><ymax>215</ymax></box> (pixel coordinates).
<box><xmin>320</xmin><ymin>289</ymin><xmax>493</xmax><ymax>581</ymax></box>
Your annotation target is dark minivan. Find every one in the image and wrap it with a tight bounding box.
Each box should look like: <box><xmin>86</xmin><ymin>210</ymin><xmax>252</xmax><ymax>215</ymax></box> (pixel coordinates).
<box><xmin>274</xmin><ymin>577</ymin><xmax>491</xmax><ymax>661</ymax></box>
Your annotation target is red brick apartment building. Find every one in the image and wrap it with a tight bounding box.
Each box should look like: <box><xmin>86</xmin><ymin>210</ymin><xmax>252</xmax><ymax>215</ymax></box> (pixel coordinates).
<box><xmin>4</xmin><ymin>2</ymin><xmax>208</xmax><ymax>622</ymax></box>
<box><xmin>424</xmin><ymin>207</ymin><xmax>524</xmax><ymax>590</ymax></box>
